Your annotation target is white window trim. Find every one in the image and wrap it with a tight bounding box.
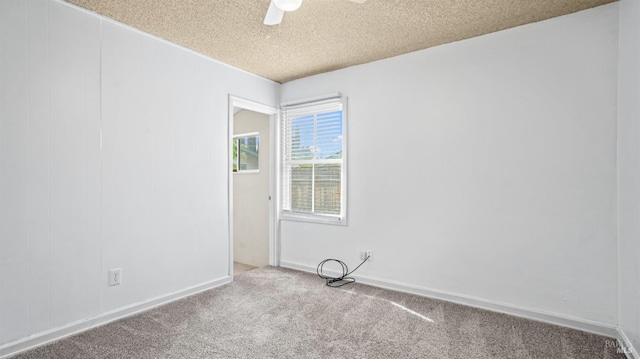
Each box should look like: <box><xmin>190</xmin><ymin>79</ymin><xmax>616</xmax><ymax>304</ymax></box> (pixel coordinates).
<box><xmin>234</xmin><ymin>170</ymin><xmax>260</xmax><ymax>175</ymax></box>
<box><xmin>280</xmin><ymin>96</ymin><xmax>348</xmax><ymax>226</ymax></box>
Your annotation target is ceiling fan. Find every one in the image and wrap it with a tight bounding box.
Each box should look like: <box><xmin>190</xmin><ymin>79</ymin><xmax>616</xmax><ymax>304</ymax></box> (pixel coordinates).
<box><xmin>264</xmin><ymin>0</ymin><xmax>368</xmax><ymax>26</ymax></box>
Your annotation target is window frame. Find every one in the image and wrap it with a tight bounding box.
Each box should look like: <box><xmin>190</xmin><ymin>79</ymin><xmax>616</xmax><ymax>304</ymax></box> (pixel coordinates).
<box><xmin>233</xmin><ymin>132</ymin><xmax>260</xmax><ymax>174</ymax></box>
<box><xmin>280</xmin><ymin>97</ymin><xmax>348</xmax><ymax>226</ymax></box>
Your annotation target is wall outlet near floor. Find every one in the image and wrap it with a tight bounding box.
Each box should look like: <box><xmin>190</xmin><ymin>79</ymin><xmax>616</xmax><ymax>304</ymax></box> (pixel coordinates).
<box><xmin>108</xmin><ymin>268</ymin><xmax>122</xmax><ymax>286</ymax></box>
<box><xmin>360</xmin><ymin>250</ymin><xmax>373</xmax><ymax>262</ymax></box>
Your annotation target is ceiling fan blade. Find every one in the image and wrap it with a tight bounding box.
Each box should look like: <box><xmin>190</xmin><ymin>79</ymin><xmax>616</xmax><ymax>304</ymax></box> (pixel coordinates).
<box><xmin>264</xmin><ymin>0</ymin><xmax>285</xmax><ymax>25</ymax></box>
<box><xmin>346</xmin><ymin>0</ymin><xmax>368</xmax><ymax>3</ymax></box>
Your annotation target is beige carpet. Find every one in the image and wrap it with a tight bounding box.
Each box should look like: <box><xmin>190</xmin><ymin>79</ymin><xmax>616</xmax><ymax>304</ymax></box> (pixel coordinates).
<box><xmin>11</xmin><ymin>266</ymin><xmax>625</xmax><ymax>358</ymax></box>
<box><xmin>233</xmin><ymin>262</ymin><xmax>257</xmax><ymax>276</ymax></box>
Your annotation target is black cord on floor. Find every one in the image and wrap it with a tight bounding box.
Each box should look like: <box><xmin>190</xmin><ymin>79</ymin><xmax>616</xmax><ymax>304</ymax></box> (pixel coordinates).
<box><xmin>316</xmin><ymin>255</ymin><xmax>370</xmax><ymax>287</ymax></box>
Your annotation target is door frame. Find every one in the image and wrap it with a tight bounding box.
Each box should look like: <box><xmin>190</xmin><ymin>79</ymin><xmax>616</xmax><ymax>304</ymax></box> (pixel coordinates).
<box><xmin>228</xmin><ymin>95</ymin><xmax>280</xmax><ymax>278</ymax></box>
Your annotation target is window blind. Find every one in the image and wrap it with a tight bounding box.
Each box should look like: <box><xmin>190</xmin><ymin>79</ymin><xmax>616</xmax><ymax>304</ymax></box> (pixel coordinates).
<box><xmin>281</xmin><ymin>98</ymin><xmax>345</xmax><ymax>220</ymax></box>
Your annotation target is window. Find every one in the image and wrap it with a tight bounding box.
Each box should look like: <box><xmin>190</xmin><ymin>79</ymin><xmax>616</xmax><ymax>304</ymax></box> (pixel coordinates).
<box><xmin>233</xmin><ymin>133</ymin><xmax>260</xmax><ymax>173</ymax></box>
<box><xmin>281</xmin><ymin>97</ymin><xmax>346</xmax><ymax>224</ymax></box>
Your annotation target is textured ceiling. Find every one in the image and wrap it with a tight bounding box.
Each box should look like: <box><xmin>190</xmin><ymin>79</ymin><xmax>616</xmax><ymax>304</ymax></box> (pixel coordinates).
<box><xmin>65</xmin><ymin>0</ymin><xmax>615</xmax><ymax>83</ymax></box>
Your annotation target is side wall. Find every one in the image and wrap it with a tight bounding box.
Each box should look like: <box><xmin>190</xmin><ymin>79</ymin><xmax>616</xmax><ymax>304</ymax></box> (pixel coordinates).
<box><xmin>618</xmin><ymin>0</ymin><xmax>640</xmax><ymax>355</ymax></box>
<box><xmin>0</xmin><ymin>0</ymin><xmax>279</xmax><ymax>354</ymax></box>
<box><xmin>280</xmin><ymin>4</ymin><xmax>619</xmax><ymax>330</ymax></box>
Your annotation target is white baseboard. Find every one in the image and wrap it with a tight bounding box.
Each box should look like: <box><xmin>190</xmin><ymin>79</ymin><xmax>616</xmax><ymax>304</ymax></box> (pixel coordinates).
<box><xmin>618</xmin><ymin>328</ymin><xmax>638</xmax><ymax>359</ymax></box>
<box><xmin>281</xmin><ymin>260</ymin><xmax>618</xmax><ymax>338</ymax></box>
<box><xmin>0</xmin><ymin>276</ymin><xmax>232</xmax><ymax>359</ymax></box>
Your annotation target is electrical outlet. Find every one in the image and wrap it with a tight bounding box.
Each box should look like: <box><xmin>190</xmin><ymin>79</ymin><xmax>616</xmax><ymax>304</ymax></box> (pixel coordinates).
<box><xmin>359</xmin><ymin>251</ymin><xmax>373</xmax><ymax>262</ymax></box>
<box><xmin>366</xmin><ymin>250</ymin><xmax>373</xmax><ymax>262</ymax></box>
<box><xmin>108</xmin><ymin>268</ymin><xmax>122</xmax><ymax>286</ymax></box>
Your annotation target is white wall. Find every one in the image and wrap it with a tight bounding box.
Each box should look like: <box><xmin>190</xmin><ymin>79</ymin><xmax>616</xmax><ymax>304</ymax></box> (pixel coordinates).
<box><xmin>0</xmin><ymin>0</ymin><xmax>278</xmax><ymax>352</ymax></box>
<box><xmin>233</xmin><ymin>110</ymin><xmax>270</xmax><ymax>267</ymax></box>
<box><xmin>280</xmin><ymin>4</ymin><xmax>619</xmax><ymax>327</ymax></box>
<box><xmin>617</xmin><ymin>0</ymin><xmax>640</xmax><ymax>354</ymax></box>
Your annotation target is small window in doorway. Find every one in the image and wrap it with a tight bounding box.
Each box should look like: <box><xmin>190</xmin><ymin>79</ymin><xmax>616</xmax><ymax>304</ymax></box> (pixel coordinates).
<box><xmin>233</xmin><ymin>133</ymin><xmax>260</xmax><ymax>173</ymax></box>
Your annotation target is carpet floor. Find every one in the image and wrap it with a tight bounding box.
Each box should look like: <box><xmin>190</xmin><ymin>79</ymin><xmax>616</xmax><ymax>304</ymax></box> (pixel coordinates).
<box><xmin>233</xmin><ymin>262</ymin><xmax>257</xmax><ymax>276</ymax></box>
<box><xmin>11</xmin><ymin>266</ymin><xmax>625</xmax><ymax>358</ymax></box>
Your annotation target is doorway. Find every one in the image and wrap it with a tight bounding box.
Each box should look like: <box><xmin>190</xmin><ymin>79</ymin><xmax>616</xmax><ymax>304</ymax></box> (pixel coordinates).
<box><xmin>228</xmin><ymin>96</ymin><xmax>279</xmax><ymax>278</ymax></box>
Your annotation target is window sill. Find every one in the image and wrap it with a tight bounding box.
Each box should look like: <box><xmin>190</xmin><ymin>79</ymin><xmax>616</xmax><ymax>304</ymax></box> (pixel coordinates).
<box><xmin>280</xmin><ymin>211</ymin><xmax>347</xmax><ymax>226</ymax></box>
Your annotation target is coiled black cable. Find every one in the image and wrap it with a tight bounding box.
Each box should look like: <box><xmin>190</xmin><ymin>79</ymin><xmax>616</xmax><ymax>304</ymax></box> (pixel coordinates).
<box><xmin>316</xmin><ymin>255</ymin><xmax>370</xmax><ymax>287</ymax></box>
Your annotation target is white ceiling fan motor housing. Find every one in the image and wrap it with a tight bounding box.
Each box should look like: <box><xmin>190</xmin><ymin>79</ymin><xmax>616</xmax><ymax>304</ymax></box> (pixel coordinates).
<box><xmin>274</xmin><ymin>0</ymin><xmax>302</xmax><ymax>12</ymax></box>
